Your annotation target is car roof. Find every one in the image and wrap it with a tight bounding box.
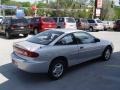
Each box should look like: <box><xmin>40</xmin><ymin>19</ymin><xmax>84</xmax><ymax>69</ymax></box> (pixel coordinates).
<box><xmin>50</xmin><ymin>29</ymin><xmax>85</xmax><ymax>34</ymax></box>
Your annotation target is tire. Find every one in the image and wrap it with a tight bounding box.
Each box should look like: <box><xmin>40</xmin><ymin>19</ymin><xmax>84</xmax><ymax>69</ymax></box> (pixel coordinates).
<box><xmin>89</xmin><ymin>27</ymin><xmax>94</xmax><ymax>32</ymax></box>
<box><xmin>5</xmin><ymin>31</ymin><xmax>11</xmax><ymax>39</ymax></box>
<box><xmin>34</xmin><ymin>28</ymin><xmax>39</xmax><ymax>35</ymax></box>
<box><xmin>48</xmin><ymin>60</ymin><xmax>66</xmax><ymax>80</ymax></box>
<box><xmin>24</xmin><ymin>34</ymin><xmax>28</xmax><ymax>37</ymax></box>
<box><xmin>102</xmin><ymin>47</ymin><xmax>112</xmax><ymax>61</ymax></box>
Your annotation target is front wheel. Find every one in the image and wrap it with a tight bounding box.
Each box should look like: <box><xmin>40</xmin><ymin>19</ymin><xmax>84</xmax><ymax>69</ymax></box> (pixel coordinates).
<box><xmin>102</xmin><ymin>47</ymin><xmax>112</xmax><ymax>61</ymax></box>
<box><xmin>48</xmin><ymin>60</ymin><xmax>66</xmax><ymax>80</ymax></box>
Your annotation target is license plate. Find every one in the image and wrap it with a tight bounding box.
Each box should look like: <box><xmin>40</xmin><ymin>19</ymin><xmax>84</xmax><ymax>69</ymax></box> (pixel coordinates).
<box><xmin>20</xmin><ymin>27</ymin><xmax>24</xmax><ymax>29</ymax></box>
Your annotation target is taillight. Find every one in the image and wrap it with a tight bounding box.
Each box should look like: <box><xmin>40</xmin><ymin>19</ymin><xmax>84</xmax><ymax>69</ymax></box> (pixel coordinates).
<box><xmin>63</xmin><ymin>22</ymin><xmax>66</xmax><ymax>28</ymax></box>
<box><xmin>11</xmin><ymin>25</ymin><xmax>17</xmax><ymax>29</ymax></box>
<box><xmin>14</xmin><ymin>46</ymin><xmax>39</xmax><ymax>58</ymax></box>
<box><xmin>27</xmin><ymin>25</ymin><xmax>31</xmax><ymax>28</ymax></box>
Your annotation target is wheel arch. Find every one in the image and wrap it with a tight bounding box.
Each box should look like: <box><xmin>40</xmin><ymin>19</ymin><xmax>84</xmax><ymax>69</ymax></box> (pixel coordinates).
<box><xmin>49</xmin><ymin>56</ymin><xmax>68</xmax><ymax>68</ymax></box>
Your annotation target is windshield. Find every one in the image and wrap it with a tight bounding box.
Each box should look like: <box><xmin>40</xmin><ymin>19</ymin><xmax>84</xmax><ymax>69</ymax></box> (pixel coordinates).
<box><xmin>27</xmin><ymin>30</ymin><xmax>64</xmax><ymax>45</ymax></box>
<box><xmin>42</xmin><ymin>17</ymin><xmax>55</xmax><ymax>22</ymax></box>
<box><xmin>12</xmin><ymin>18</ymin><xmax>28</xmax><ymax>24</ymax></box>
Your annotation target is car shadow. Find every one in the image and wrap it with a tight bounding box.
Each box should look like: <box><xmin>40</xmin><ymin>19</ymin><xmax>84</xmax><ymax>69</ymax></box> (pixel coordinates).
<box><xmin>0</xmin><ymin>33</ymin><xmax>28</xmax><ymax>40</ymax></box>
<box><xmin>0</xmin><ymin>51</ymin><xmax>120</xmax><ymax>89</ymax></box>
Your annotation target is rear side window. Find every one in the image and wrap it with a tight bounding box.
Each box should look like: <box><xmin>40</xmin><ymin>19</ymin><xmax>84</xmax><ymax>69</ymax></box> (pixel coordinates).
<box><xmin>53</xmin><ymin>17</ymin><xmax>57</xmax><ymax>22</ymax></box>
<box><xmin>88</xmin><ymin>20</ymin><xmax>95</xmax><ymax>23</ymax></box>
<box><xmin>116</xmin><ymin>20</ymin><xmax>120</xmax><ymax>24</ymax></box>
<box><xmin>75</xmin><ymin>19</ymin><xmax>80</xmax><ymax>23</ymax></box>
<box><xmin>66</xmin><ymin>18</ymin><xmax>75</xmax><ymax>23</ymax></box>
<box><xmin>31</xmin><ymin>18</ymin><xmax>40</xmax><ymax>23</ymax></box>
<box><xmin>42</xmin><ymin>18</ymin><xmax>55</xmax><ymax>22</ymax></box>
<box><xmin>59</xmin><ymin>18</ymin><xmax>64</xmax><ymax>22</ymax></box>
<box><xmin>96</xmin><ymin>20</ymin><xmax>102</xmax><ymax>23</ymax></box>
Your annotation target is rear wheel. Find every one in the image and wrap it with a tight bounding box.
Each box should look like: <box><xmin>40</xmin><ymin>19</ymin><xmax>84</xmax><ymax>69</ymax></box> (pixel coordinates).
<box><xmin>89</xmin><ymin>27</ymin><xmax>94</xmax><ymax>32</ymax></box>
<box><xmin>34</xmin><ymin>28</ymin><xmax>39</xmax><ymax>35</ymax></box>
<box><xmin>48</xmin><ymin>60</ymin><xmax>66</xmax><ymax>80</ymax></box>
<box><xmin>5</xmin><ymin>31</ymin><xmax>11</xmax><ymax>39</ymax></box>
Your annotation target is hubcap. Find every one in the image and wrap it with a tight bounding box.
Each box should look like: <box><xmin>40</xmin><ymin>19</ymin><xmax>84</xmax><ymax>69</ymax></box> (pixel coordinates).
<box><xmin>89</xmin><ymin>28</ymin><xmax>93</xmax><ymax>32</ymax></box>
<box><xmin>105</xmin><ymin>49</ymin><xmax>111</xmax><ymax>60</ymax></box>
<box><xmin>34</xmin><ymin>29</ymin><xmax>38</xmax><ymax>34</ymax></box>
<box><xmin>52</xmin><ymin>63</ymin><xmax>64</xmax><ymax>78</ymax></box>
<box><xmin>6</xmin><ymin>32</ymin><xmax>9</xmax><ymax>38</ymax></box>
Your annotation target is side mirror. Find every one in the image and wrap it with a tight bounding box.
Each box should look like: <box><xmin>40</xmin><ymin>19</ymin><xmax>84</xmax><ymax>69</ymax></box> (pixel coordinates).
<box><xmin>95</xmin><ymin>38</ymin><xmax>100</xmax><ymax>42</ymax></box>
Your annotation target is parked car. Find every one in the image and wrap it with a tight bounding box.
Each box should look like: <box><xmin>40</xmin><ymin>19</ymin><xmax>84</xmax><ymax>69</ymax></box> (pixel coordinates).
<box><xmin>53</xmin><ymin>17</ymin><xmax>77</xmax><ymax>29</ymax></box>
<box><xmin>12</xmin><ymin>29</ymin><xmax>113</xmax><ymax>80</ymax></box>
<box><xmin>102</xmin><ymin>21</ymin><xmax>114</xmax><ymax>30</ymax></box>
<box><xmin>0</xmin><ymin>16</ymin><xmax>4</xmax><ymax>24</ymax></box>
<box><xmin>113</xmin><ymin>19</ymin><xmax>120</xmax><ymax>31</ymax></box>
<box><xmin>0</xmin><ymin>17</ymin><xmax>30</xmax><ymax>39</ymax></box>
<box><xmin>88</xmin><ymin>19</ymin><xmax>104</xmax><ymax>31</ymax></box>
<box><xmin>29</xmin><ymin>17</ymin><xmax>57</xmax><ymax>34</ymax></box>
<box><xmin>75</xmin><ymin>18</ymin><xmax>89</xmax><ymax>30</ymax></box>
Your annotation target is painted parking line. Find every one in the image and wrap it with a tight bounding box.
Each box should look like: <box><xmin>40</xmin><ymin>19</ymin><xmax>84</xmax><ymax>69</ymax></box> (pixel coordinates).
<box><xmin>0</xmin><ymin>73</ymin><xmax>9</xmax><ymax>84</ymax></box>
<box><xmin>104</xmin><ymin>65</ymin><xmax>120</xmax><ymax>68</ymax></box>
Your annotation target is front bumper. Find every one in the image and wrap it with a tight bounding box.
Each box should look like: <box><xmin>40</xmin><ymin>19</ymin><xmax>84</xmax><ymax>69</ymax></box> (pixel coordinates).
<box><xmin>11</xmin><ymin>53</ymin><xmax>49</xmax><ymax>73</ymax></box>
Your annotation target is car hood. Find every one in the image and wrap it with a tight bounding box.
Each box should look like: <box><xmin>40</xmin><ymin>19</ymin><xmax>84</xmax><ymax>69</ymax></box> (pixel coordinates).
<box><xmin>14</xmin><ymin>40</ymin><xmax>46</xmax><ymax>51</ymax></box>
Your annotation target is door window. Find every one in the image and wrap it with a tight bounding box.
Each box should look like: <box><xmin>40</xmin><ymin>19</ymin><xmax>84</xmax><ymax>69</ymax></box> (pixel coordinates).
<box><xmin>59</xmin><ymin>18</ymin><xmax>64</xmax><ymax>22</ymax></box>
<box><xmin>56</xmin><ymin>34</ymin><xmax>77</xmax><ymax>45</ymax></box>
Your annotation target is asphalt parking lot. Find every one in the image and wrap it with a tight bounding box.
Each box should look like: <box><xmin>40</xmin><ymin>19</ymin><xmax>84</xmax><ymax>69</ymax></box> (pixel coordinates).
<box><xmin>0</xmin><ymin>31</ymin><xmax>120</xmax><ymax>90</ymax></box>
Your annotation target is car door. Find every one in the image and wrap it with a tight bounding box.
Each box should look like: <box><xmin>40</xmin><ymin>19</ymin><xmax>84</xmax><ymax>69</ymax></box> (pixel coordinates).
<box><xmin>73</xmin><ymin>32</ymin><xmax>103</xmax><ymax>63</ymax></box>
<box><xmin>55</xmin><ymin>34</ymin><xmax>80</xmax><ymax>66</ymax></box>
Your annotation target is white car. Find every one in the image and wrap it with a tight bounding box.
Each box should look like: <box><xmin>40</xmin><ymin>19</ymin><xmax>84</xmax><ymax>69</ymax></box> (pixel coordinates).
<box><xmin>0</xmin><ymin>16</ymin><xmax>4</xmax><ymax>24</ymax></box>
<box><xmin>88</xmin><ymin>19</ymin><xmax>104</xmax><ymax>31</ymax></box>
<box><xmin>53</xmin><ymin>17</ymin><xmax>77</xmax><ymax>29</ymax></box>
<box><xmin>12</xmin><ymin>29</ymin><xmax>113</xmax><ymax>80</ymax></box>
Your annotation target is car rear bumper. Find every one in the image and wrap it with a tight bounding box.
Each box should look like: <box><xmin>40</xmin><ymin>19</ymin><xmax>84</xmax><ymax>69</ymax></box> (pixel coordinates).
<box><xmin>9</xmin><ymin>29</ymin><xmax>30</xmax><ymax>35</ymax></box>
<box><xmin>11</xmin><ymin>53</ymin><xmax>49</xmax><ymax>73</ymax></box>
<box><xmin>93</xmin><ymin>26</ymin><xmax>104</xmax><ymax>30</ymax></box>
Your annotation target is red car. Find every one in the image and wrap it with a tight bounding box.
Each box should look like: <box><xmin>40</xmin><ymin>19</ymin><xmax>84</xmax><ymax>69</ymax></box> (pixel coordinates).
<box><xmin>29</xmin><ymin>17</ymin><xmax>57</xmax><ymax>34</ymax></box>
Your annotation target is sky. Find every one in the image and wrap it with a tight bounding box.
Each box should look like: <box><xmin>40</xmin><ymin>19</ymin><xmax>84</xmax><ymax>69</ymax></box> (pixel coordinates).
<box><xmin>15</xmin><ymin>0</ymin><xmax>120</xmax><ymax>6</ymax></box>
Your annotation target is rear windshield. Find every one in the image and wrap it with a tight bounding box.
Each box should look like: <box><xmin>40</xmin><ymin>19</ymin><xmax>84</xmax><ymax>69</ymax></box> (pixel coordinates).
<box><xmin>27</xmin><ymin>30</ymin><xmax>64</xmax><ymax>45</ymax></box>
<box><xmin>66</xmin><ymin>18</ymin><xmax>75</xmax><ymax>23</ymax></box>
<box><xmin>88</xmin><ymin>20</ymin><xmax>95</xmax><ymax>23</ymax></box>
<box><xmin>116</xmin><ymin>20</ymin><xmax>120</xmax><ymax>24</ymax></box>
<box><xmin>12</xmin><ymin>18</ymin><xmax>28</xmax><ymax>24</ymax></box>
<box><xmin>42</xmin><ymin>18</ymin><xmax>55</xmax><ymax>22</ymax></box>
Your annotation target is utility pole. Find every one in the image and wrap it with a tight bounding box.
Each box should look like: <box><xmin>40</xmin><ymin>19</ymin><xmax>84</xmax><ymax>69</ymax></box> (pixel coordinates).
<box><xmin>94</xmin><ymin>0</ymin><xmax>97</xmax><ymax>18</ymax></box>
<box><xmin>0</xmin><ymin>0</ymin><xmax>1</xmax><ymax>16</ymax></box>
<box><xmin>56</xmin><ymin>0</ymin><xmax>60</xmax><ymax>16</ymax></box>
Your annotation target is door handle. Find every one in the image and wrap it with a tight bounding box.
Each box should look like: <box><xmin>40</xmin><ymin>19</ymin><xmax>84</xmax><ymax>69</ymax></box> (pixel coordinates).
<box><xmin>80</xmin><ymin>47</ymin><xmax>84</xmax><ymax>49</ymax></box>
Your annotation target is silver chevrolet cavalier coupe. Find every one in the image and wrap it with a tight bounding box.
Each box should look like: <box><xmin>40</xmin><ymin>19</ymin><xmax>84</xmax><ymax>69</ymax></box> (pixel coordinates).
<box><xmin>11</xmin><ymin>29</ymin><xmax>113</xmax><ymax>80</ymax></box>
